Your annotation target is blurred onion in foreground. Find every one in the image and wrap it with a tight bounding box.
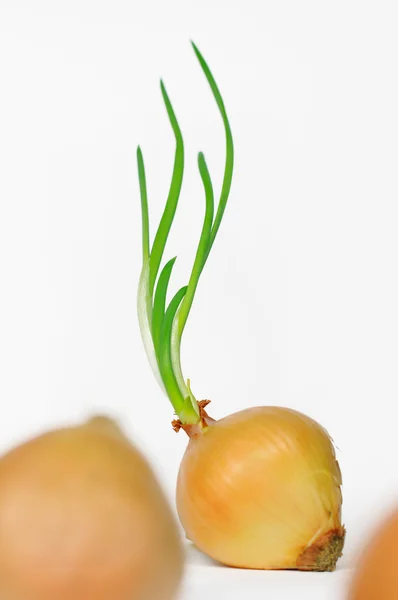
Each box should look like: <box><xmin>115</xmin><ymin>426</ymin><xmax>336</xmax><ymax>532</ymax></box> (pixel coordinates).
<box><xmin>0</xmin><ymin>416</ymin><xmax>183</xmax><ymax>600</ymax></box>
<box><xmin>349</xmin><ymin>507</ymin><xmax>398</xmax><ymax>599</ymax></box>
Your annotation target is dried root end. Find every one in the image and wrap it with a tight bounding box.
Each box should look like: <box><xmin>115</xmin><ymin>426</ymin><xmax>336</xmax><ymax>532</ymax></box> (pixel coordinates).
<box><xmin>297</xmin><ymin>526</ymin><xmax>346</xmax><ymax>572</ymax></box>
<box><xmin>172</xmin><ymin>400</ymin><xmax>215</xmax><ymax>438</ymax></box>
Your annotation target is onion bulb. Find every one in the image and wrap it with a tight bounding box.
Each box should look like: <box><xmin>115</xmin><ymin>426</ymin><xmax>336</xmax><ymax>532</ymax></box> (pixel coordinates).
<box><xmin>0</xmin><ymin>415</ymin><xmax>183</xmax><ymax>600</ymax></box>
<box><xmin>348</xmin><ymin>508</ymin><xmax>398</xmax><ymax>599</ymax></box>
<box><xmin>176</xmin><ymin>404</ymin><xmax>344</xmax><ymax>570</ymax></box>
<box><xmin>136</xmin><ymin>42</ymin><xmax>345</xmax><ymax>571</ymax></box>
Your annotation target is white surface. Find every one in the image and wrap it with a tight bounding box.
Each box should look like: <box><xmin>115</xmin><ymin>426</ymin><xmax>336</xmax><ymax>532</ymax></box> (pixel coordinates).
<box><xmin>180</xmin><ymin>546</ymin><xmax>353</xmax><ymax>600</ymax></box>
<box><xmin>1</xmin><ymin>1</ymin><xmax>398</xmax><ymax>598</ymax></box>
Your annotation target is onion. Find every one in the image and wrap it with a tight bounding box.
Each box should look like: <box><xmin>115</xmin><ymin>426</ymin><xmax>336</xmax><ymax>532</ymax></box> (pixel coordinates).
<box><xmin>349</xmin><ymin>508</ymin><xmax>398</xmax><ymax>599</ymax></box>
<box><xmin>136</xmin><ymin>42</ymin><xmax>345</xmax><ymax>571</ymax></box>
<box><xmin>0</xmin><ymin>415</ymin><xmax>183</xmax><ymax>600</ymax></box>
<box><xmin>176</xmin><ymin>405</ymin><xmax>344</xmax><ymax>570</ymax></box>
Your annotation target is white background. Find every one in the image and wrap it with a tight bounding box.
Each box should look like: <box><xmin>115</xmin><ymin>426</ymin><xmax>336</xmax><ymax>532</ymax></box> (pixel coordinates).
<box><xmin>1</xmin><ymin>1</ymin><xmax>398</xmax><ymax>598</ymax></box>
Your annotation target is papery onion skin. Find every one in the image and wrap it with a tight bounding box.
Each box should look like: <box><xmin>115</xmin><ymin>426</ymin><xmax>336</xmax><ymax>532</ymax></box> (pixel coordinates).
<box><xmin>349</xmin><ymin>509</ymin><xmax>398</xmax><ymax>599</ymax></box>
<box><xmin>176</xmin><ymin>405</ymin><xmax>344</xmax><ymax>571</ymax></box>
<box><xmin>0</xmin><ymin>416</ymin><xmax>183</xmax><ymax>600</ymax></box>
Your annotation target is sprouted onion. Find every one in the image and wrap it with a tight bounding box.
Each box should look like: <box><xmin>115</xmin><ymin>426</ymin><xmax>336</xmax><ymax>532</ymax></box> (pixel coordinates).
<box><xmin>0</xmin><ymin>416</ymin><xmax>183</xmax><ymax>600</ymax></box>
<box><xmin>137</xmin><ymin>42</ymin><xmax>345</xmax><ymax>571</ymax></box>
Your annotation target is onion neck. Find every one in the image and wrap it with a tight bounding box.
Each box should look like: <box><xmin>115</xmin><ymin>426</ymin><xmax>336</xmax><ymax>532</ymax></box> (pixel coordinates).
<box><xmin>172</xmin><ymin>400</ymin><xmax>215</xmax><ymax>438</ymax></box>
<box><xmin>85</xmin><ymin>415</ymin><xmax>125</xmax><ymax>438</ymax></box>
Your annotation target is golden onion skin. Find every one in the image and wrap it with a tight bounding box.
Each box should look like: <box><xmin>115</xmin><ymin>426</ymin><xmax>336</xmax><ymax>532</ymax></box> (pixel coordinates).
<box><xmin>0</xmin><ymin>416</ymin><xmax>183</xmax><ymax>600</ymax></box>
<box><xmin>176</xmin><ymin>406</ymin><xmax>344</xmax><ymax>570</ymax></box>
<box><xmin>349</xmin><ymin>510</ymin><xmax>398</xmax><ymax>599</ymax></box>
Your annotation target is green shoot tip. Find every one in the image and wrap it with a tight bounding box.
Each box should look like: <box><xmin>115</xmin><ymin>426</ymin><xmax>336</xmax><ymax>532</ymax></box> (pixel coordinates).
<box><xmin>160</xmin><ymin>80</ymin><xmax>169</xmax><ymax>100</ymax></box>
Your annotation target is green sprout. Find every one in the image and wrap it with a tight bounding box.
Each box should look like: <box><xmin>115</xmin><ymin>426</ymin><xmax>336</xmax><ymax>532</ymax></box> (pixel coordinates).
<box><xmin>137</xmin><ymin>42</ymin><xmax>234</xmax><ymax>425</ymax></box>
